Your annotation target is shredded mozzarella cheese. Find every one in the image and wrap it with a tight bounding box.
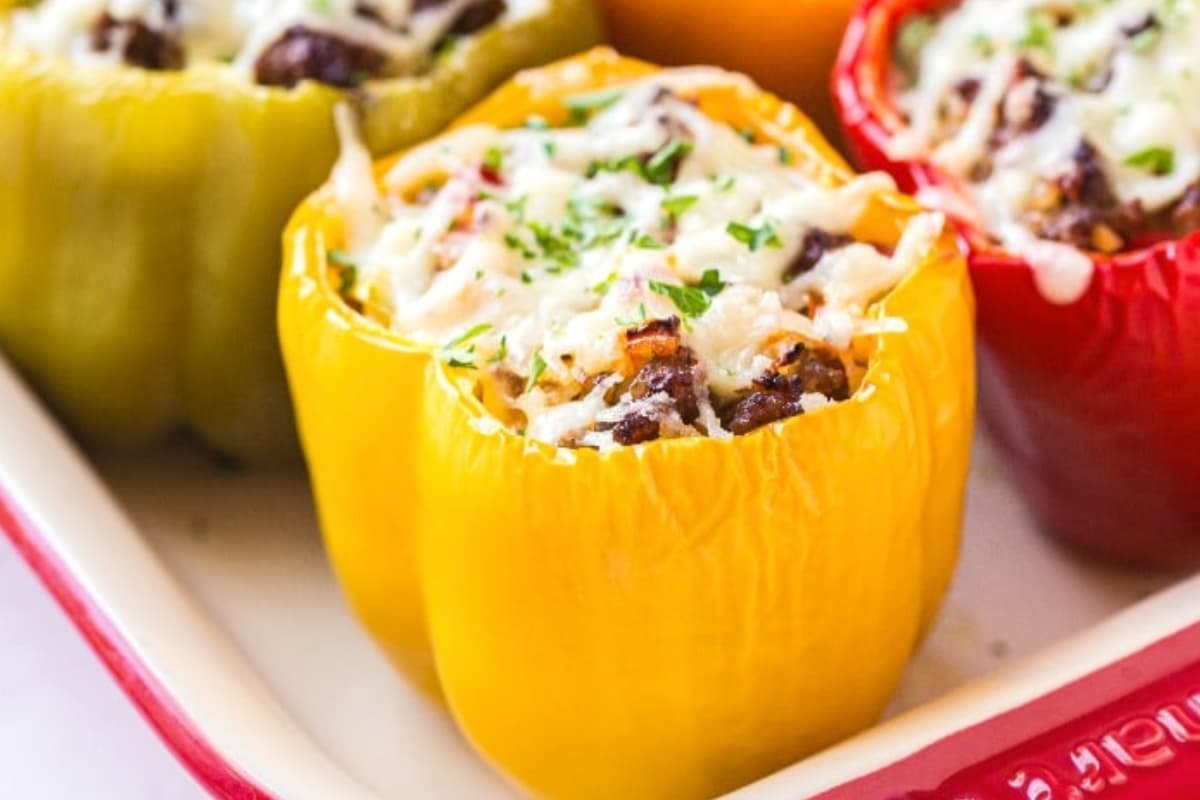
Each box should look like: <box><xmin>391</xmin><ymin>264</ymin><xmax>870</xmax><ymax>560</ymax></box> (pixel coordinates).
<box><xmin>4</xmin><ymin>0</ymin><xmax>539</xmax><ymax>78</ymax></box>
<box><xmin>331</xmin><ymin>71</ymin><xmax>943</xmax><ymax>445</ymax></box>
<box><xmin>893</xmin><ymin>0</ymin><xmax>1200</xmax><ymax>303</ymax></box>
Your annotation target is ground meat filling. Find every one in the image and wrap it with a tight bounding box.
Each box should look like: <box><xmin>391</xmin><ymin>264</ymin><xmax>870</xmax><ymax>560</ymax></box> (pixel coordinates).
<box><xmin>255</xmin><ymin>26</ymin><xmax>386</xmax><ymax>89</ymax></box>
<box><xmin>604</xmin><ymin>333</ymin><xmax>851</xmax><ymax>444</ymax></box>
<box><xmin>597</xmin><ymin>318</ymin><xmax>703</xmax><ymax>445</ymax></box>
<box><xmin>786</xmin><ymin>229</ymin><xmax>855</xmax><ymax>281</ymax></box>
<box><xmin>722</xmin><ymin>345</ymin><xmax>851</xmax><ymax>435</ymax></box>
<box><xmin>89</xmin><ymin>12</ymin><xmax>182</xmax><ymax>70</ymax></box>
<box><xmin>1030</xmin><ymin>140</ymin><xmax>1130</xmax><ymax>252</ymax></box>
<box><xmin>949</xmin><ymin>61</ymin><xmax>1145</xmax><ymax>252</ymax></box>
<box><xmin>603</xmin><ymin>345</ymin><xmax>704</xmax><ymax>445</ymax></box>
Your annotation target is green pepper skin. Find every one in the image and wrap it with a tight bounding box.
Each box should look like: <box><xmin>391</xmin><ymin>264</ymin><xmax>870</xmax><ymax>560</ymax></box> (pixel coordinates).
<box><xmin>0</xmin><ymin>0</ymin><xmax>603</xmax><ymax>461</ymax></box>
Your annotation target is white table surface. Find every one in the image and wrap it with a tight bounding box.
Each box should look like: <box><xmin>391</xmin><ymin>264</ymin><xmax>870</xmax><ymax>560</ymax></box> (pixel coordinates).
<box><xmin>0</xmin><ymin>536</ymin><xmax>206</xmax><ymax>800</ymax></box>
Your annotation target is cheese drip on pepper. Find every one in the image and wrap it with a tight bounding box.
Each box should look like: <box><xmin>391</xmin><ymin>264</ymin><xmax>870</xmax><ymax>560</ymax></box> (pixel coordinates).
<box><xmin>891</xmin><ymin>0</ymin><xmax>1200</xmax><ymax>303</ymax></box>
<box><xmin>330</xmin><ymin>71</ymin><xmax>943</xmax><ymax>448</ymax></box>
<box><xmin>4</xmin><ymin>0</ymin><xmax>533</xmax><ymax>87</ymax></box>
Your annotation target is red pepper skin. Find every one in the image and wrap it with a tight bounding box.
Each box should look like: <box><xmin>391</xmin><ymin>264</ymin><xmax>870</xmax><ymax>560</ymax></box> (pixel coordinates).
<box><xmin>834</xmin><ymin>0</ymin><xmax>1200</xmax><ymax>566</ymax></box>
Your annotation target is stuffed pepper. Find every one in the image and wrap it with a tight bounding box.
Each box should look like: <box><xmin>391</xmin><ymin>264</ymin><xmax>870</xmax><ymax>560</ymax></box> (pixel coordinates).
<box><xmin>281</xmin><ymin>49</ymin><xmax>974</xmax><ymax>799</ymax></box>
<box><xmin>0</xmin><ymin>0</ymin><xmax>600</xmax><ymax>461</ymax></box>
<box><xmin>836</xmin><ymin>0</ymin><xmax>1200</xmax><ymax>564</ymax></box>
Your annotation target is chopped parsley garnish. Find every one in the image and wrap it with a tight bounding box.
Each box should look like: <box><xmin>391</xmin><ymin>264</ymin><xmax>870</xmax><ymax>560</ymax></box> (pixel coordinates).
<box><xmin>1125</xmin><ymin>146</ymin><xmax>1175</xmax><ymax>176</ymax></box>
<box><xmin>727</xmin><ymin>221</ymin><xmax>783</xmax><ymax>251</ymax></box>
<box><xmin>661</xmin><ymin>194</ymin><xmax>699</xmax><ymax>220</ymax></box>
<box><xmin>488</xmin><ymin>335</ymin><xmax>508</xmax><ymax>364</ymax></box>
<box><xmin>563</xmin><ymin>89</ymin><xmax>625</xmax><ymax>122</ymax></box>
<box><xmin>483</xmin><ymin>146</ymin><xmax>505</xmax><ymax>172</ymax></box>
<box><xmin>505</xmin><ymin>194</ymin><xmax>528</xmax><ymax>222</ymax></box>
<box><xmin>529</xmin><ymin>221</ymin><xmax>580</xmax><ymax>267</ymax></box>
<box><xmin>777</xmin><ymin>147</ymin><xmax>793</xmax><ymax>165</ymax></box>
<box><xmin>520</xmin><ymin>270</ymin><xmax>533</xmax><ymax>284</ymax></box>
<box><xmin>615</xmin><ymin>303</ymin><xmax>648</xmax><ymax>327</ymax></box>
<box><xmin>649</xmin><ymin>281</ymin><xmax>711</xmax><ymax>318</ymax></box>
<box><xmin>327</xmin><ymin>249</ymin><xmax>356</xmax><ymax>267</ymax></box>
<box><xmin>569</xmin><ymin>195</ymin><xmax>620</xmax><ymax>219</ymax></box>
<box><xmin>505</xmin><ymin>233</ymin><xmax>536</xmax><ymax>259</ymax></box>
<box><xmin>444</xmin><ymin>323</ymin><xmax>493</xmax><ymax>351</ymax></box>
<box><xmin>969</xmin><ymin>32</ymin><xmax>995</xmax><ymax>57</ymax></box>
<box><xmin>1017</xmin><ymin>10</ymin><xmax>1054</xmax><ymax>52</ymax></box>
<box><xmin>524</xmin><ymin>115</ymin><xmax>551</xmax><ymax>130</ymax></box>
<box><xmin>582</xmin><ymin>220</ymin><xmax>627</xmax><ymax>248</ymax></box>
<box><xmin>697</xmin><ymin>269</ymin><xmax>726</xmax><ymax>296</ymax></box>
<box><xmin>591</xmin><ymin>272</ymin><xmax>618</xmax><ymax>295</ymax></box>
<box><xmin>561</xmin><ymin>195</ymin><xmax>627</xmax><ymax>249</ymax></box>
<box><xmin>644</xmin><ymin>138</ymin><xmax>694</xmax><ymax>185</ymax></box>
<box><xmin>338</xmin><ymin>266</ymin><xmax>357</xmax><ymax>294</ymax></box>
<box><xmin>630</xmin><ymin>231</ymin><xmax>666</xmax><ymax>249</ymax></box>
<box><xmin>543</xmin><ymin>140</ymin><xmax>558</xmax><ymax>158</ymax></box>
<box><xmin>1130</xmin><ymin>25</ymin><xmax>1161</xmax><ymax>53</ymax></box>
<box><xmin>587</xmin><ymin>154</ymin><xmax>645</xmax><ymax>180</ymax></box>
<box><xmin>442</xmin><ymin>323</ymin><xmax>494</xmax><ymax>369</ymax></box>
<box><xmin>524</xmin><ymin>351</ymin><xmax>548</xmax><ymax>393</ymax></box>
<box><xmin>586</xmin><ymin>139</ymin><xmax>694</xmax><ymax>186</ymax></box>
<box><xmin>327</xmin><ymin>249</ymin><xmax>358</xmax><ymax>293</ymax></box>
<box><xmin>434</xmin><ymin>34</ymin><xmax>460</xmax><ymax>59</ymax></box>
<box><xmin>713</xmin><ymin>174</ymin><xmax>736</xmax><ymax>192</ymax></box>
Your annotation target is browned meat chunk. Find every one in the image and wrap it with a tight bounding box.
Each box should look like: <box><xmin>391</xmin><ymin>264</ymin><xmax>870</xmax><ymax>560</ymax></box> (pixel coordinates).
<box><xmin>785</xmin><ymin>230</ymin><xmax>853</xmax><ymax>281</ymax></box>
<box><xmin>601</xmin><ymin>346</ymin><xmax>703</xmax><ymax>445</ymax></box>
<box><xmin>628</xmin><ymin>351</ymin><xmax>700</xmax><ymax>424</ymax></box>
<box><xmin>767</xmin><ymin>343</ymin><xmax>852</xmax><ymax>400</ymax></box>
<box><xmin>611</xmin><ymin>413</ymin><xmax>660</xmax><ymax>446</ymax></box>
<box><xmin>448</xmin><ymin>0</ymin><xmax>506</xmax><ymax>33</ymax></box>
<box><xmin>1059</xmin><ymin>140</ymin><xmax>1118</xmax><ymax>208</ymax></box>
<box><xmin>953</xmin><ymin>77</ymin><xmax>981</xmax><ymax>103</ymax></box>
<box><xmin>90</xmin><ymin>14</ymin><xmax>183</xmax><ymax>70</ymax></box>
<box><xmin>415</xmin><ymin>0</ymin><xmax>506</xmax><ymax>34</ymax></box>
<box><xmin>1026</xmin><ymin>86</ymin><xmax>1057</xmax><ymax>131</ymax></box>
<box><xmin>1122</xmin><ymin>13</ymin><xmax>1159</xmax><ymax>40</ymax></box>
<box><xmin>1027</xmin><ymin>139</ymin><xmax>1134</xmax><ymax>252</ymax></box>
<box><xmin>723</xmin><ymin>391</ymin><xmax>800</xmax><ymax>435</ymax></box>
<box><xmin>255</xmin><ymin>26</ymin><xmax>386</xmax><ymax>88</ymax></box>
<box><xmin>722</xmin><ymin>345</ymin><xmax>850</xmax><ymax>435</ymax></box>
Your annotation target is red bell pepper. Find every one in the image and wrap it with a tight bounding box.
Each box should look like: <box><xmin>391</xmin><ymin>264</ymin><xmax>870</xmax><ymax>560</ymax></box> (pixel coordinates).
<box><xmin>833</xmin><ymin>0</ymin><xmax>1200</xmax><ymax>566</ymax></box>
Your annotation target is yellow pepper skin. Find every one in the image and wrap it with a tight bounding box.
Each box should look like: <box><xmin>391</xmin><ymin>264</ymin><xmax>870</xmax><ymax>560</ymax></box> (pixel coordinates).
<box><xmin>0</xmin><ymin>0</ymin><xmax>601</xmax><ymax>461</ymax></box>
<box><xmin>281</xmin><ymin>50</ymin><xmax>975</xmax><ymax>800</ymax></box>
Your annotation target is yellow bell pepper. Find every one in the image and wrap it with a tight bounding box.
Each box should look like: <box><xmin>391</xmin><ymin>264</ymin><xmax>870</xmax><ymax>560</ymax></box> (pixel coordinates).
<box><xmin>0</xmin><ymin>0</ymin><xmax>601</xmax><ymax>461</ymax></box>
<box><xmin>280</xmin><ymin>49</ymin><xmax>975</xmax><ymax>800</ymax></box>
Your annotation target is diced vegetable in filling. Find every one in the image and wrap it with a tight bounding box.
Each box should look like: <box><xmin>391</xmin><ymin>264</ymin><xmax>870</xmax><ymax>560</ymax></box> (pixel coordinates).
<box><xmin>329</xmin><ymin>70</ymin><xmax>943</xmax><ymax>448</ymax></box>
<box><xmin>4</xmin><ymin>0</ymin><xmax>514</xmax><ymax>87</ymax></box>
<box><xmin>892</xmin><ymin>0</ymin><xmax>1200</xmax><ymax>266</ymax></box>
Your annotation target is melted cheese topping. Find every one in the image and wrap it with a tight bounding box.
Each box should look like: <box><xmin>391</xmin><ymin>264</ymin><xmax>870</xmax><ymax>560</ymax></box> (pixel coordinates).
<box><xmin>893</xmin><ymin>0</ymin><xmax>1200</xmax><ymax>303</ymax></box>
<box><xmin>5</xmin><ymin>0</ymin><xmax>533</xmax><ymax>77</ymax></box>
<box><xmin>332</xmin><ymin>71</ymin><xmax>943</xmax><ymax>447</ymax></box>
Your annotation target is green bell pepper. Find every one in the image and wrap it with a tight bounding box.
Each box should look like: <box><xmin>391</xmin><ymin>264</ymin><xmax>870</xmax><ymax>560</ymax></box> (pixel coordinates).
<box><xmin>0</xmin><ymin>0</ymin><xmax>603</xmax><ymax>461</ymax></box>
